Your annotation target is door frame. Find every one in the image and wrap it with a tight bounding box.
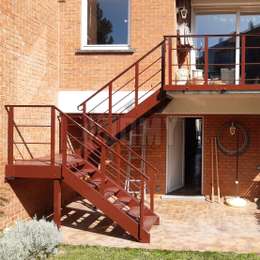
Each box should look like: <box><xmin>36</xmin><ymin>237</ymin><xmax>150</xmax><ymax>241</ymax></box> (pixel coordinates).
<box><xmin>166</xmin><ymin>116</ymin><xmax>204</xmax><ymax>195</ymax></box>
<box><xmin>166</xmin><ymin>117</ymin><xmax>185</xmax><ymax>193</ymax></box>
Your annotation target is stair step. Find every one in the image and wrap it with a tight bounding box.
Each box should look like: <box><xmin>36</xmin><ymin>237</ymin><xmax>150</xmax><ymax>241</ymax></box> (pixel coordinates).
<box><xmin>127</xmin><ymin>206</ymin><xmax>140</xmax><ymax>219</ymax></box>
<box><xmin>117</xmin><ymin>195</ymin><xmax>132</xmax><ymax>204</ymax></box>
<box><xmin>143</xmin><ymin>215</ymin><xmax>158</xmax><ymax>232</ymax></box>
<box><xmin>82</xmin><ymin>166</ymin><xmax>96</xmax><ymax>175</ymax></box>
<box><xmin>104</xmin><ymin>185</ymin><xmax>120</xmax><ymax>195</ymax></box>
<box><xmin>113</xmin><ymin>200</ymin><xmax>126</xmax><ymax>210</ymax></box>
<box><xmin>86</xmin><ymin>178</ymin><xmax>103</xmax><ymax>188</ymax></box>
<box><xmin>104</xmin><ymin>191</ymin><xmax>115</xmax><ymax>199</ymax></box>
<box><xmin>85</xmin><ymin>181</ymin><xmax>97</xmax><ymax>189</ymax></box>
<box><xmin>74</xmin><ymin>171</ymin><xmax>88</xmax><ymax>178</ymax></box>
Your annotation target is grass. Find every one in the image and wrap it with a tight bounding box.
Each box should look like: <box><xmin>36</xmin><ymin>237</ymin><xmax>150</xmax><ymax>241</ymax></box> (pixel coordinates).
<box><xmin>52</xmin><ymin>245</ymin><xmax>260</xmax><ymax>260</ymax></box>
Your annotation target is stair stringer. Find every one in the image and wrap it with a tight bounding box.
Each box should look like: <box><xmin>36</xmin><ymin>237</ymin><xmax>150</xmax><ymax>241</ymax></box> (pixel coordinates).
<box><xmin>111</xmin><ymin>90</ymin><xmax>172</xmax><ymax>138</ymax></box>
<box><xmin>62</xmin><ymin>167</ymin><xmax>150</xmax><ymax>242</ymax></box>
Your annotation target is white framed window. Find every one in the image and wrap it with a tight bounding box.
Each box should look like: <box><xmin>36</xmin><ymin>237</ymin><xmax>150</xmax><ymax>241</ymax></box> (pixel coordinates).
<box><xmin>81</xmin><ymin>0</ymin><xmax>131</xmax><ymax>51</ymax></box>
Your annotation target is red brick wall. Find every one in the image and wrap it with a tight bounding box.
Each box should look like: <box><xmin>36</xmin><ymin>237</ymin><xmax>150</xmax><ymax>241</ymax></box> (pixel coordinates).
<box><xmin>145</xmin><ymin>115</ymin><xmax>167</xmax><ymax>194</ymax></box>
<box><xmin>203</xmin><ymin>115</ymin><xmax>260</xmax><ymax>199</ymax></box>
<box><xmin>0</xmin><ymin>0</ymin><xmax>60</xmax><ymax>229</ymax></box>
<box><xmin>59</xmin><ymin>0</ymin><xmax>176</xmax><ymax>90</ymax></box>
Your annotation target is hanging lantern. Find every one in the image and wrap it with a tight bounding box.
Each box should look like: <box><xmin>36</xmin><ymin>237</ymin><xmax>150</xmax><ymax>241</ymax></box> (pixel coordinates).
<box><xmin>180</xmin><ymin>7</ymin><xmax>188</xmax><ymax>20</ymax></box>
<box><xmin>229</xmin><ymin>122</ymin><xmax>236</xmax><ymax>136</ymax></box>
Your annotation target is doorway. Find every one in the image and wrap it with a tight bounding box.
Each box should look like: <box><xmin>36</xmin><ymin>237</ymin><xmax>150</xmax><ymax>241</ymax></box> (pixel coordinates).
<box><xmin>167</xmin><ymin>117</ymin><xmax>202</xmax><ymax>195</ymax></box>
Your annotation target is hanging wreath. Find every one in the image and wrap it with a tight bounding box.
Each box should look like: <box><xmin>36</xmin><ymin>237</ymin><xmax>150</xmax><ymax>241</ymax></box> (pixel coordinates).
<box><xmin>216</xmin><ymin>121</ymin><xmax>250</xmax><ymax>156</ymax></box>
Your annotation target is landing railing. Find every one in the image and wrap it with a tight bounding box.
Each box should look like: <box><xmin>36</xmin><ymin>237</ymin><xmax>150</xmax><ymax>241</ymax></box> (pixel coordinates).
<box><xmin>5</xmin><ymin>105</ymin><xmax>155</xmax><ymax>233</ymax></box>
<box><xmin>164</xmin><ymin>34</ymin><xmax>260</xmax><ymax>90</ymax></box>
<box><xmin>5</xmin><ymin>105</ymin><xmax>59</xmax><ymax>166</ymax></box>
<box><xmin>78</xmin><ymin>34</ymin><xmax>260</xmax><ymax>124</ymax></box>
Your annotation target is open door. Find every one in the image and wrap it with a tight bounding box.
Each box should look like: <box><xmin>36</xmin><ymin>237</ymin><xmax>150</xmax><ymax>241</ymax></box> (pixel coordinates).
<box><xmin>167</xmin><ymin>117</ymin><xmax>185</xmax><ymax>193</ymax></box>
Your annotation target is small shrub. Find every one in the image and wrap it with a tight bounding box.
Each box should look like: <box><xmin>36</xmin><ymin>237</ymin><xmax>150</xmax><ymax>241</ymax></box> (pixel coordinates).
<box><xmin>0</xmin><ymin>218</ymin><xmax>62</xmax><ymax>260</ymax></box>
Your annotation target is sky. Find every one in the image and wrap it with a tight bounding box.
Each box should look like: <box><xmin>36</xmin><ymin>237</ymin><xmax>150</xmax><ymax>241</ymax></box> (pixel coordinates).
<box><xmin>97</xmin><ymin>0</ymin><xmax>129</xmax><ymax>44</ymax></box>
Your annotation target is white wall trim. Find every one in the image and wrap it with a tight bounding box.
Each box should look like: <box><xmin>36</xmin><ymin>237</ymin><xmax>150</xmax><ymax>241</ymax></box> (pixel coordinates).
<box><xmin>201</xmin><ymin>116</ymin><xmax>205</xmax><ymax>195</ymax></box>
<box><xmin>191</xmin><ymin>0</ymin><xmax>260</xmax><ymax>8</ymax></box>
<box><xmin>81</xmin><ymin>0</ymin><xmax>88</xmax><ymax>50</ymax></box>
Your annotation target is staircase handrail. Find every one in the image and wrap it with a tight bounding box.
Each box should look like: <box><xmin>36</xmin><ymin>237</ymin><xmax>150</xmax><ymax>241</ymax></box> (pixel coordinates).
<box><xmin>77</xmin><ymin>40</ymin><xmax>165</xmax><ymax>111</ymax></box>
<box><xmin>82</xmin><ymin>113</ymin><xmax>159</xmax><ymax>176</ymax></box>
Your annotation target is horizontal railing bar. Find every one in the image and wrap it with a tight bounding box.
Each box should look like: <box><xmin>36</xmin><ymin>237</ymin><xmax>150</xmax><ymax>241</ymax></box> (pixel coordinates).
<box><xmin>14</xmin><ymin>142</ymin><xmax>51</xmax><ymax>145</ymax></box>
<box><xmin>172</xmin><ymin>47</ymin><xmax>260</xmax><ymax>51</ymax></box>
<box><xmin>15</xmin><ymin>125</ymin><xmax>51</xmax><ymax>128</ymax></box>
<box><xmin>14</xmin><ymin>159</ymin><xmax>51</xmax><ymax>162</ymax></box>
<box><xmin>5</xmin><ymin>105</ymin><xmax>55</xmax><ymax>108</ymax></box>
<box><xmin>110</xmin><ymin>76</ymin><xmax>136</xmax><ymax>96</ymax></box>
<box><xmin>137</xmin><ymin>69</ymin><xmax>161</xmax><ymax>89</ymax></box>
<box><xmin>164</xmin><ymin>33</ymin><xmax>260</xmax><ymax>38</ymax></box>
<box><xmin>138</xmin><ymin>57</ymin><xmax>162</xmax><ymax>76</ymax></box>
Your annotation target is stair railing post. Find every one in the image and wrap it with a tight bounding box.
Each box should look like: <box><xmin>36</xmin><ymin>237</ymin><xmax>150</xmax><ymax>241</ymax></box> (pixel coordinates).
<box><xmin>108</xmin><ymin>83</ymin><xmax>113</xmax><ymax>133</ymax></box>
<box><xmin>161</xmin><ymin>39</ymin><xmax>166</xmax><ymax>89</ymax></box>
<box><xmin>8</xmin><ymin>106</ymin><xmax>14</xmax><ymax>165</ymax></box>
<box><xmin>135</xmin><ymin>63</ymin><xmax>139</xmax><ymax>107</ymax></box>
<box><xmin>241</xmin><ymin>34</ymin><xmax>246</xmax><ymax>85</ymax></box>
<box><xmin>50</xmin><ymin>107</ymin><xmax>56</xmax><ymax>166</ymax></box>
<box><xmin>53</xmin><ymin>179</ymin><xmax>61</xmax><ymax>228</ymax></box>
<box><xmin>204</xmin><ymin>36</ymin><xmax>209</xmax><ymax>85</ymax></box>
<box><xmin>168</xmin><ymin>37</ymin><xmax>172</xmax><ymax>86</ymax></box>
<box><xmin>100</xmin><ymin>145</ymin><xmax>107</xmax><ymax>194</ymax></box>
<box><xmin>139</xmin><ymin>178</ymin><xmax>145</xmax><ymax>240</ymax></box>
<box><xmin>83</xmin><ymin>103</ymin><xmax>88</xmax><ymax>160</ymax></box>
<box><xmin>115</xmin><ymin>143</ymin><xmax>121</xmax><ymax>185</ymax></box>
<box><xmin>61</xmin><ymin>114</ymin><xmax>67</xmax><ymax>167</ymax></box>
<box><xmin>150</xmin><ymin>175</ymin><xmax>154</xmax><ymax>213</ymax></box>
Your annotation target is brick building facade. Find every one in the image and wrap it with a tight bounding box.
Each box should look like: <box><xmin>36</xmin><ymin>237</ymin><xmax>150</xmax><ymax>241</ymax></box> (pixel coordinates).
<box><xmin>1</xmin><ymin>0</ymin><xmax>260</xmax><ymax>230</ymax></box>
<box><xmin>0</xmin><ymin>0</ymin><xmax>59</xmax><ymax>229</ymax></box>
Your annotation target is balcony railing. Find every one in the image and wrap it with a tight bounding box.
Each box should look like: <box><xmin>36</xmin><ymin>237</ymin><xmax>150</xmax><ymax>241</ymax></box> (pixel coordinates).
<box><xmin>164</xmin><ymin>34</ymin><xmax>260</xmax><ymax>90</ymax></box>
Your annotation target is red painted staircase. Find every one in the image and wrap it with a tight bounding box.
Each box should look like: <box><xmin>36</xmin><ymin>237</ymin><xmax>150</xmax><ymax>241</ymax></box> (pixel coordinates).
<box><xmin>77</xmin><ymin>40</ymin><xmax>171</xmax><ymax>138</ymax></box>
<box><xmin>5</xmin><ymin>39</ymin><xmax>172</xmax><ymax>242</ymax></box>
<box><xmin>60</xmin><ymin>112</ymin><xmax>160</xmax><ymax>242</ymax></box>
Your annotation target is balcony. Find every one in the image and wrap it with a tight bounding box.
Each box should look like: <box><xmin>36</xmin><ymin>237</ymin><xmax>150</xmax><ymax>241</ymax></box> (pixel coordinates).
<box><xmin>163</xmin><ymin>33</ymin><xmax>260</xmax><ymax>92</ymax></box>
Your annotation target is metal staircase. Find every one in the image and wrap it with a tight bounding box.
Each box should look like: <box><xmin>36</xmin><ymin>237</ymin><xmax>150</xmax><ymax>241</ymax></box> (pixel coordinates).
<box><xmin>5</xmin><ymin>38</ymin><xmax>173</xmax><ymax>242</ymax></box>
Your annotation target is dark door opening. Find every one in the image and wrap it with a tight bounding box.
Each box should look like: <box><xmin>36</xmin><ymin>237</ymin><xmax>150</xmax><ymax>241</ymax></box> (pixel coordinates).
<box><xmin>171</xmin><ymin>118</ymin><xmax>202</xmax><ymax>195</ymax></box>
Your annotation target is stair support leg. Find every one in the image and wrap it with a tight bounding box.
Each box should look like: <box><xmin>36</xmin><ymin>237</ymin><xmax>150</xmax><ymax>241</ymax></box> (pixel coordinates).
<box><xmin>53</xmin><ymin>179</ymin><xmax>61</xmax><ymax>228</ymax></box>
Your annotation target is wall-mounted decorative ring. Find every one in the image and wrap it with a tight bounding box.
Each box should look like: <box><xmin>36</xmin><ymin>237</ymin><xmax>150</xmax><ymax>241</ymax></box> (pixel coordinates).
<box><xmin>216</xmin><ymin>121</ymin><xmax>249</xmax><ymax>156</ymax></box>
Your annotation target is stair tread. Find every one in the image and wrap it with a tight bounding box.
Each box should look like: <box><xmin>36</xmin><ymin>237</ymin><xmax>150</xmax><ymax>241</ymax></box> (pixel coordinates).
<box><xmin>104</xmin><ymin>185</ymin><xmax>120</xmax><ymax>194</ymax></box>
<box><xmin>143</xmin><ymin>215</ymin><xmax>158</xmax><ymax>232</ymax></box>
<box><xmin>82</xmin><ymin>166</ymin><xmax>96</xmax><ymax>174</ymax></box>
<box><xmin>74</xmin><ymin>171</ymin><xmax>88</xmax><ymax>178</ymax></box>
<box><xmin>113</xmin><ymin>200</ymin><xmax>126</xmax><ymax>210</ymax></box>
<box><xmin>104</xmin><ymin>191</ymin><xmax>115</xmax><ymax>199</ymax></box>
<box><xmin>117</xmin><ymin>195</ymin><xmax>132</xmax><ymax>204</ymax></box>
<box><xmin>86</xmin><ymin>178</ymin><xmax>102</xmax><ymax>188</ymax></box>
<box><xmin>127</xmin><ymin>206</ymin><xmax>140</xmax><ymax>218</ymax></box>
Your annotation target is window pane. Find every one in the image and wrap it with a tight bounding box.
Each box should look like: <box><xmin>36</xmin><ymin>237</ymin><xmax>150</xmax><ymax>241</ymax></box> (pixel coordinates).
<box><xmin>240</xmin><ymin>15</ymin><xmax>260</xmax><ymax>84</ymax></box>
<box><xmin>195</xmin><ymin>14</ymin><xmax>236</xmax><ymax>83</ymax></box>
<box><xmin>87</xmin><ymin>0</ymin><xmax>129</xmax><ymax>45</ymax></box>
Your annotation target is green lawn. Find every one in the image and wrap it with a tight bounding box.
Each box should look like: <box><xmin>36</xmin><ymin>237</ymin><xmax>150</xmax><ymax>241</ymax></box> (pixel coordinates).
<box><xmin>52</xmin><ymin>245</ymin><xmax>260</xmax><ymax>260</ymax></box>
